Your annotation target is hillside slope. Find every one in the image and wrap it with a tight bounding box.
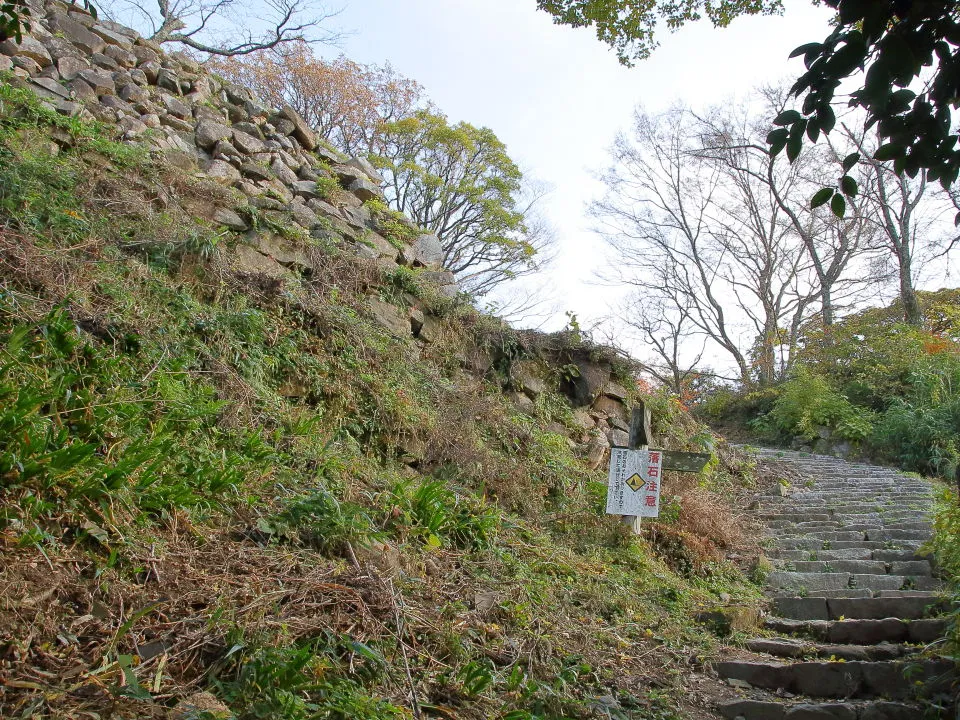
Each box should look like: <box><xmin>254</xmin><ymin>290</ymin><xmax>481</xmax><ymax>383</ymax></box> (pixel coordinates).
<box><xmin>0</xmin><ymin>5</ymin><xmax>765</xmax><ymax>718</ymax></box>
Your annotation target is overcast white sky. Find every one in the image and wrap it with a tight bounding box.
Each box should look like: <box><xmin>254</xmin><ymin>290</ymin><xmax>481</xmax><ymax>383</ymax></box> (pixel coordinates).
<box><xmin>320</xmin><ymin>0</ymin><xmax>840</xmax><ymax>331</ymax></box>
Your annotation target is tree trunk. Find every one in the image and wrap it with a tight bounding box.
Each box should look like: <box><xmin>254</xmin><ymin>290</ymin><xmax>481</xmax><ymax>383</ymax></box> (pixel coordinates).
<box><xmin>898</xmin><ymin>254</ymin><xmax>923</xmax><ymax>325</ymax></box>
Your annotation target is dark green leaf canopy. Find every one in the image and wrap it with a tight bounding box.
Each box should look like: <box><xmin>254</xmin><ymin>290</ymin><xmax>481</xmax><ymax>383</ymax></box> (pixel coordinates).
<box><xmin>535</xmin><ymin>0</ymin><xmax>784</xmax><ymax>65</ymax></box>
<box><xmin>537</xmin><ymin>0</ymin><xmax>960</xmax><ymax>190</ymax></box>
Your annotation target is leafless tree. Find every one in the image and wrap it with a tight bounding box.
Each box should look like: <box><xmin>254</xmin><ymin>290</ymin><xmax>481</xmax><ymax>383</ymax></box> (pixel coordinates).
<box><xmin>698</xmin><ymin>87</ymin><xmax>879</xmax><ymax>329</ymax></box>
<box><xmin>841</xmin><ymin>124</ymin><xmax>960</xmax><ymax>325</ymax></box>
<box><xmin>618</xmin><ymin>290</ymin><xmax>704</xmax><ymax>396</ymax></box>
<box><xmin>594</xmin><ymin>104</ymin><xmax>820</xmax><ymax>388</ymax></box>
<box><xmin>103</xmin><ymin>0</ymin><xmax>340</xmax><ymax>56</ymax></box>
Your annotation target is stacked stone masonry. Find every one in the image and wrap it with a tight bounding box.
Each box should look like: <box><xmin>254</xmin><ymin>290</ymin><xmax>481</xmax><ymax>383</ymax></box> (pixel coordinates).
<box><xmin>717</xmin><ymin>448</ymin><xmax>954</xmax><ymax>720</ymax></box>
<box><xmin>0</xmin><ymin>1</ymin><xmax>641</xmax><ymax>469</ymax></box>
<box><xmin>0</xmin><ymin>0</ymin><xmax>457</xmax><ymax>302</ymax></box>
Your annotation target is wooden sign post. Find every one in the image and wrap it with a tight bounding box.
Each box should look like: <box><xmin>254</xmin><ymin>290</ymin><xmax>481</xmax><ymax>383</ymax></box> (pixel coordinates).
<box><xmin>607</xmin><ymin>402</ymin><xmax>712</xmax><ymax>534</ymax></box>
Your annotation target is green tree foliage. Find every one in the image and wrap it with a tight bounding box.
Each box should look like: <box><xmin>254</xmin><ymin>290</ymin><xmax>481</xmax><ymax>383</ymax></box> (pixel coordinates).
<box><xmin>774</xmin><ymin>0</ymin><xmax>960</xmax><ymax>208</ymax></box>
<box><xmin>535</xmin><ymin>0</ymin><xmax>783</xmax><ymax>65</ymax></box>
<box><xmin>536</xmin><ymin>1</ymin><xmax>960</xmax><ymax>203</ymax></box>
<box><xmin>746</xmin><ymin>290</ymin><xmax>960</xmax><ymax>479</ymax></box>
<box><xmin>378</xmin><ymin>110</ymin><xmax>549</xmax><ymax>296</ymax></box>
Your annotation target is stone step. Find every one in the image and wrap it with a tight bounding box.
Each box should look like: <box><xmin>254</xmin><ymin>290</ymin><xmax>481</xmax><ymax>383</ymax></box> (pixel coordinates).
<box><xmin>763</xmin><ymin>617</ymin><xmax>949</xmax><ymax>645</ymax></box>
<box><xmin>714</xmin><ymin>658</ymin><xmax>953</xmax><ymax>699</ymax></box>
<box><xmin>758</xmin><ymin>510</ymin><xmax>927</xmax><ymax>520</ymax></box>
<box><xmin>772</xmin><ymin>549</ymin><xmax>874</xmax><ymax>562</ymax></box>
<box><xmin>773</xmin><ymin>539</ymin><xmax>923</xmax><ymax>552</ymax></box>
<box><xmin>769</xmin><ymin>589</ymin><xmax>875</xmax><ymax>599</ymax></box>
<box><xmin>717</xmin><ymin>698</ymin><xmax>940</xmax><ymax>720</ymax></box>
<box><xmin>772</xmin><ymin>594</ymin><xmax>947</xmax><ymax>621</ymax></box>
<box><xmin>767</xmin><ymin>531</ymin><xmax>873</xmax><ymax>542</ymax></box>
<box><xmin>871</xmin><ymin>549</ymin><xmax>931</xmax><ymax>562</ymax></box>
<box><xmin>864</xmin><ymin>529</ymin><xmax>931</xmax><ymax>542</ymax></box>
<box><xmin>778</xmin><ymin>561</ymin><xmax>894</xmax><ymax>575</ymax></box>
<box><xmin>744</xmin><ymin>637</ymin><xmax>914</xmax><ymax>661</ymax></box>
<box><xmin>768</xmin><ymin>571</ymin><xmax>939</xmax><ymax>594</ymax></box>
<box><xmin>770</xmin><ymin>571</ymin><xmax>904</xmax><ymax>592</ymax></box>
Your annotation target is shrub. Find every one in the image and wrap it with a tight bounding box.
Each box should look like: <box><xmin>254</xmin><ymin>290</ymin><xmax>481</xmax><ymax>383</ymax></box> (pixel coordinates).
<box><xmin>386</xmin><ymin>477</ymin><xmax>498</xmax><ymax>551</ymax></box>
<box><xmin>866</xmin><ymin>357</ymin><xmax>960</xmax><ymax>478</ymax></box>
<box><xmin>756</xmin><ymin>369</ymin><xmax>874</xmax><ymax>442</ymax></box>
<box><xmin>214</xmin><ymin>635</ymin><xmax>403</xmax><ymax>720</ymax></box>
<box><xmin>255</xmin><ymin>489</ymin><xmax>381</xmax><ymax>556</ymax></box>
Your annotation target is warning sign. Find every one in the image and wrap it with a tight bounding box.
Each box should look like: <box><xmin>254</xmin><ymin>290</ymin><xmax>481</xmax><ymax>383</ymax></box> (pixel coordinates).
<box><xmin>606</xmin><ymin>448</ymin><xmax>663</xmax><ymax>517</ymax></box>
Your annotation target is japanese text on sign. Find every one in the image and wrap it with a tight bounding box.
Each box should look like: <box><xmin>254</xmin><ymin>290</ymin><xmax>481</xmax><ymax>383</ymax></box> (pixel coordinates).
<box><xmin>606</xmin><ymin>448</ymin><xmax>663</xmax><ymax>517</ymax></box>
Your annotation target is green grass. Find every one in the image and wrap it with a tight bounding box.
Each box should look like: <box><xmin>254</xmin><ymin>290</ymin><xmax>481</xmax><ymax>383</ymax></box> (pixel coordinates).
<box><xmin>0</xmin><ymin>75</ymin><xmax>765</xmax><ymax>720</ymax></box>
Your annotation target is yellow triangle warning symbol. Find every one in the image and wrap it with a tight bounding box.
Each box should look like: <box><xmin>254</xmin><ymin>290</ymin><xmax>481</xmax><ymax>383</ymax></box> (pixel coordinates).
<box><xmin>625</xmin><ymin>473</ymin><xmax>646</xmax><ymax>492</ymax></box>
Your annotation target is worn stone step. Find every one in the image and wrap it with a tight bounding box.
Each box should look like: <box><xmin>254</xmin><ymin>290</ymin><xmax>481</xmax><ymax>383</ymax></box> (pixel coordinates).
<box><xmin>763</xmin><ymin>617</ymin><xmax>949</xmax><ymax>645</ymax></box>
<box><xmin>780</xmin><ymin>561</ymin><xmax>893</xmax><ymax>575</ymax></box>
<box><xmin>871</xmin><ymin>549</ymin><xmax>931</xmax><ymax>562</ymax></box>
<box><xmin>758</xmin><ymin>512</ymin><xmax>924</xmax><ymax>524</ymax></box>
<box><xmin>770</xmin><ymin>589</ymin><xmax>875</xmax><ymax>599</ymax></box>
<box><xmin>773</xmin><ymin>549</ymin><xmax>874</xmax><ymax>562</ymax></box>
<box><xmin>766</xmin><ymin>572</ymin><xmax>936</xmax><ymax>594</ymax></box>
<box><xmin>715</xmin><ymin>658</ymin><xmax>953</xmax><ymax>699</ymax></box>
<box><xmin>774</xmin><ymin>539</ymin><xmax>922</xmax><ymax>552</ymax></box>
<box><xmin>717</xmin><ymin>698</ymin><xmax>940</xmax><ymax>720</ymax></box>
<box><xmin>773</xmin><ymin>595</ymin><xmax>947</xmax><ymax>621</ymax></box>
<box><xmin>864</xmin><ymin>529</ymin><xmax>931</xmax><ymax>542</ymax></box>
<box><xmin>744</xmin><ymin>637</ymin><xmax>913</xmax><ymax>661</ymax></box>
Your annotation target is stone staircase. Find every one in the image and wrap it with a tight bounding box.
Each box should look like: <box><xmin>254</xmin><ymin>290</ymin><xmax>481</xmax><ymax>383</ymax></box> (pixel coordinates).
<box><xmin>716</xmin><ymin>448</ymin><xmax>956</xmax><ymax>719</ymax></box>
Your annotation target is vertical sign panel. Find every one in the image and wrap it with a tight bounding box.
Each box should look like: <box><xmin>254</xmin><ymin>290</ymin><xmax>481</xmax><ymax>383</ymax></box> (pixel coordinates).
<box><xmin>606</xmin><ymin>448</ymin><xmax>663</xmax><ymax>518</ymax></box>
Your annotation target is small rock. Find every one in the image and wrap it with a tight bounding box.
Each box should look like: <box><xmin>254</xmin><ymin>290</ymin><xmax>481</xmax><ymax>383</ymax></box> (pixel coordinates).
<box><xmin>240</xmin><ymin>163</ymin><xmax>272</xmax><ymax>182</ymax></box>
<box><xmin>67</xmin><ymin>77</ymin><xmax>97</xmax><ymax>102</ymax></box>
<box><xmin>30</xmin><ymin>77</ymin><xmax>71</xmax><ymax>100</ymax></box>
<box><xmin>270</xmin><ymin>158</ymin><xmax>299</xmax><ymax>185</ymax></box>
<box><xmin>231</xmin><ymin>129</ymin><xmax>265</xmax><ymax>154</ymax></box>
<box><xmin>103</xmin><ymin>44</ymin><xmax>137</xmax><ymax>68</ymax></box>
<box><xmin>131</xmin><ymin>45</ymin><xmax>159</xmax><ymax>66</ymax></box>
<box><xmin>118</xmin><ymin>83</ymin><xmax>149</xmax><ymax>103</ymax></box>
<box><xmin>161</xmin><ymin>94</ymin><xmax>192</xmax><ymax>119</ymax></box>
<box><xmin>170</xmin><ymin>691</ymin><xmax>231</xmax><ymax>719</ymax></box>
<box><xmin>289</xmin><ymin>202</ymin><xmax>317</xmax><ymax>228</ymax></box>
<box><xmin>346</xmin><ymin>155</ymin><xmax>385</xmax><ymax>183</ymax></box>
<box><xmin>419</xmin><ymin>269</ymin><xmax>456</xmax><ymax>286</ymax></box>
<box><xmin>159</xmin><ymin>114</ymin><xmax>194</xmax><ymax>133</ymax></box>
<box><xmin>138</xmin><ymin>60</ymin><xmax>160</xmax><ymax>84</ymax></box>
<box><xmin>156</xmin><ymin>67</ymin><xmax>182</xmax><ymax>94</ymax></box>
<box><xmin>90</xmin><ymin>23</ymin><xmax>133</xmax><ymax>48</ymax></box>
<box><xmin>90</xmin><ymin>52</ymin><xmax>119</xmax><ymax>71</ymax></box>
<box><xmin>367</xmin><ymin>298</ymin><xmax>411</xmax><ymax>338</ymax></box>
<box><xmin>269</xmin><ymin>117</ymin><xmax>296</xmax><ymax>137</ymax></box>
<box><xmin>413</xmin><ymin>233</ymin><xmax>444</xmax><ymax>268</ymax></box>
<box><xmin>118</xmin><ymin>115</ymin><xmax>148</xmax><ymax>139</ymax></box>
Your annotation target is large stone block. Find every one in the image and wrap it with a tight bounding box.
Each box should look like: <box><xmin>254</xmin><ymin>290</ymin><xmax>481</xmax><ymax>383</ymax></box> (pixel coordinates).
<box><xmin>366</xmin><ymin>298</ymin><xmax>411</xmax><ymax>339</ymax></box>
<box><xmin>195</xmin><ymin>119</ymin><xmax>232</xmax><ymax>150</ymax></box>
<box><xmin>0</xmin><ymin>36</ymin><xmax>52</xmax><ymax>66</ymax></box>
<box><xmin>412</xmin><ymin>233</ymin><xmax>444</xmax><ymax>268</ymax></box>
<box><xmin>278</xmin><ymin>104</ymin><xmax>316</xmax><ymax>150</ymax></box>
<box><xmin>49</xmin><ymin>12</ymin><xmax>105</xmax><ymax>55</ymax></box>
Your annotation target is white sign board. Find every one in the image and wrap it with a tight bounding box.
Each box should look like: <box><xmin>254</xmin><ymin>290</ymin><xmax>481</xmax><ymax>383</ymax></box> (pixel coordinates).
<box><xmin>606</xmin><ymin>448</ymin><xmax>663</xmax><ymax>517</ymax></box>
